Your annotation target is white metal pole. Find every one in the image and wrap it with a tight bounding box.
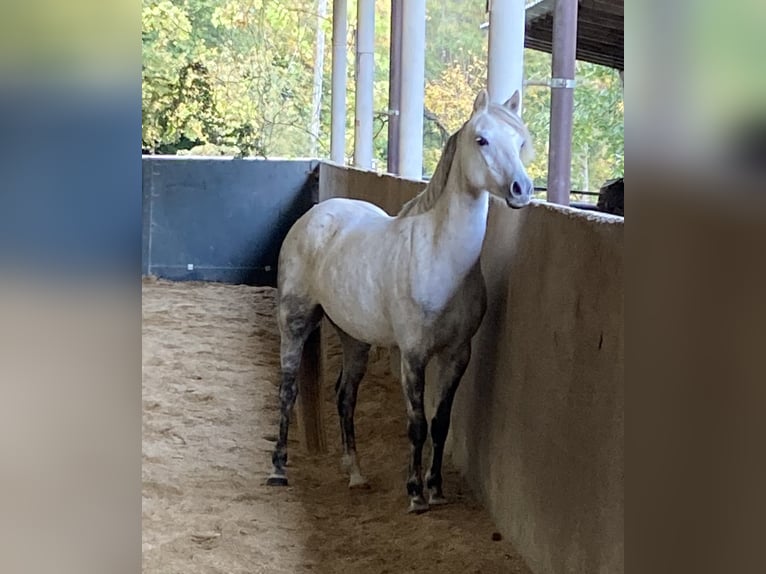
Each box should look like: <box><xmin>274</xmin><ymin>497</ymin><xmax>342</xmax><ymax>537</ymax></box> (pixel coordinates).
<box><xmin>487</xmin><ymin>0</ymin><xmax>526</xmax><ymax>107</ymax></box>
<box><xmin>330</xmin><ymin>0</ymin><xmax>347</xmax><ymax>164</ymax></box>
<box><xmin>386</xmin><ymin>0</ymin><xmax>403</xmax><ymax>174</ymax></box>
<box><xmin>310</xmin><ymin>0</ymin><xmax>328</xmax><ymax>158</ymax></box>
<box><xmin>398</xmin><ymin>0</ymin><xmax>426</xmax><ymax>179</ymax></box>
<box><xmin>353</xmin><ymin>0</ymin><xmax>375</xmax><ymax>168</ymax></box>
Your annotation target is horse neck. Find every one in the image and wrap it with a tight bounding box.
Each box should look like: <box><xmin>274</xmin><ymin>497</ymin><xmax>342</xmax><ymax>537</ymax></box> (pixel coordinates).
<box><xmin>429</xmin><ymin>156</ymin><xmax>489</xmax><ymax>275</ymax></box>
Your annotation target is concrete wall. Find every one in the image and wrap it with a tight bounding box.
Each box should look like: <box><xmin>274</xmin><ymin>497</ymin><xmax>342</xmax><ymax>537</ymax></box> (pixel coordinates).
<box><xmin>451</xmin><ymin>201</ymin><xmax>624</xmax><ymax>574</ymax></box>
<box><xmin>317</xmin><ymin>161</ymin><xmax>426</xmax><ymax>210</ymax></box>
<box><xmin>317</xmin><ymin>163</ymin><xmax>624</xmax><ymax>574</ymax></box>
<box><xmin>142</xmin><ymin>156</ymin><xmax>317</xmax><ymax>285</ymax></box>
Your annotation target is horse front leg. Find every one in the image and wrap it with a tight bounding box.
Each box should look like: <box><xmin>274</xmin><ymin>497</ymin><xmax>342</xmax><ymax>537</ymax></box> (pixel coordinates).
<box><xmin>400</xmin><ymin>354</ymin><xmax>429</xmax><ymax>513</ymax></box>
<box><xmin>426</xmin><ymin>342</ymin><xmax>471</xmax><ymax>505</ymax></box>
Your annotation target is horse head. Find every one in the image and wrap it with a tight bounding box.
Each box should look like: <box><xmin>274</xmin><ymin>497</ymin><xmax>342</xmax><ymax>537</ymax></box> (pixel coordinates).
<box><xmin>458</xmin><ymin>89</ymin><xmax>535</xmax><ymax>209</ymax></box>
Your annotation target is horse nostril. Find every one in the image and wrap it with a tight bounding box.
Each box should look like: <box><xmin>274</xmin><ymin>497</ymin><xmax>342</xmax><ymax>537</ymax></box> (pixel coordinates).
<box><xmin>512</xmin><ymin>181</ymin><xmax>522</xmax><ymax>197</ymax></box>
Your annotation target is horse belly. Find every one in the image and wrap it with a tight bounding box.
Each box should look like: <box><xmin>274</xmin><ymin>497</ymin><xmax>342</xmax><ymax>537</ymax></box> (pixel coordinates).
<box><xmin>313</xmin><ymin>232</ymin><xmax>398</xmax><ymax>347</ymax></box>
<box><xmin>320</xmin><ymin>295</ymin><xmax>396</xmax><ymax>346</ymax></box>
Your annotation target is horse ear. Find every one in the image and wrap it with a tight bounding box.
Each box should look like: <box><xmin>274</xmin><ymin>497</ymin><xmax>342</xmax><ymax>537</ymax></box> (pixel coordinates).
<box><xmin>503</xmin><ymin>90</ymin><xmax>521</xmax><ymax>116</ymax></box>
<box><xmin>473</xmin><ymin>89</ymin><xmax>489</xmax><ymax>114</ymax></box>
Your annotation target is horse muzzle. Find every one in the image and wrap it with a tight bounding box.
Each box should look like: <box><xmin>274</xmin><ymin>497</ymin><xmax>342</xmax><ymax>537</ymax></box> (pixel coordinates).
<box><xmin>505</xmin><ymin>177</ymin><xmax>533</xmax><ymax>209</ymax></box>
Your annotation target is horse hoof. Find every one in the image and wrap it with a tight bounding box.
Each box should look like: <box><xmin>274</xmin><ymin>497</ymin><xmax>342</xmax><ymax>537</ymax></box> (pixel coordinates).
<box><xmin>428</xmin><ymin>494</ymin><xmax>448</xmax><ymax>506</ymax></box>
<box><xmin>266</xmin><ymin>474</ymin><xmax>289</xmax><ymax>487</ymax></box>
<box><xmin>348</xmin><ymin>475</ymin><xmax>370</xmax><ymax>489</ymax></box>
<box><xmin>408</xmin><ymin>497</ymin><xmax>429</xmax><ymax>514</ymax></box>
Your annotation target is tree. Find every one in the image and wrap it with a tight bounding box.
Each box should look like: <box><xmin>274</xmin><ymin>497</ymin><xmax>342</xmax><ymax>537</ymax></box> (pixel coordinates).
<box><xmin>143</xmin><ymin>0</ymin><xmax>325</xmax><ymax>156</ymax></box>
<box><xmin>142</xmin><ymin>0</ymin><xmax>624</xmax><ymax>193</ymax></box>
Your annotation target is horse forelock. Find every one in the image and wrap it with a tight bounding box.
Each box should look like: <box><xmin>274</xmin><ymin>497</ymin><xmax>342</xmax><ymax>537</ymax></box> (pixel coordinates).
<box><xmin>487</xmin><ymin>103</ymin><xmax>535</xmax><ymax>163</ymax></box>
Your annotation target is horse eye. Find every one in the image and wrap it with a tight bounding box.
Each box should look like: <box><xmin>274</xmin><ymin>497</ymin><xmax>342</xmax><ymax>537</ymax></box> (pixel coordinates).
<box><xmin>476</xmin><ymin>136</ymin><xmax>489</xmax><ymax>146</ymax></box>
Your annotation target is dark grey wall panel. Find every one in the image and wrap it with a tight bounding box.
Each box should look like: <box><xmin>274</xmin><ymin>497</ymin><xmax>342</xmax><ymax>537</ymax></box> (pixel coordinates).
<box><xmin>142</xmin><ymin>156</ymin><xmax>317</xmax><ymax>285</ymax></box>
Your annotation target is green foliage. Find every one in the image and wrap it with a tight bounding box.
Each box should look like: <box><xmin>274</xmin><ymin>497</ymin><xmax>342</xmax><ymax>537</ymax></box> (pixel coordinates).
<box><xmin>142</xmin><ymin>0</ymin><xmax>323</xmax><ymax>156</ymax></box>
<box><xmin>522</xmin><ymin>50</ymin><xmax>624</xmax><ymax>192</ymax></box>
<box><xmin>142</xmin><ymin>0</ymin><xmax>623</xmax><ymax>190</ymax></box>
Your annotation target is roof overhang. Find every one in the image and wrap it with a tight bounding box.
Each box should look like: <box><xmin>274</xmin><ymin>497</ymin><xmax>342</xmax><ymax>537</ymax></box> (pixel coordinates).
<box><xmin>524</xmin><ymin>0</ymin><xmax>624</xmax><ymax>70</ymax></box>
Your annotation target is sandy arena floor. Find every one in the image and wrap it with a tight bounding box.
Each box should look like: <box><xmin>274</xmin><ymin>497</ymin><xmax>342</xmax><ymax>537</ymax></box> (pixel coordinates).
<box><xmin>142</xmin><ymin>278</ymin><xmax>531</xmax><ymax>573</ymax></box>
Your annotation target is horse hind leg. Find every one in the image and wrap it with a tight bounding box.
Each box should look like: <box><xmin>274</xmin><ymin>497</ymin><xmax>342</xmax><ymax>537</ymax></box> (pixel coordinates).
<box><xmin>334</xmin><ymin>328</ymin><xmax>371</xmax><ymax>489</ymax></box>
<box><xmin>267</xmin><ymin>297</ymin><xmax>323</xmax><ymax>486</ymax></box>
<box><xmin>425</xmin><ymin>342</ymin><xmax>471</xmax><ymax>505</ymax></box>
